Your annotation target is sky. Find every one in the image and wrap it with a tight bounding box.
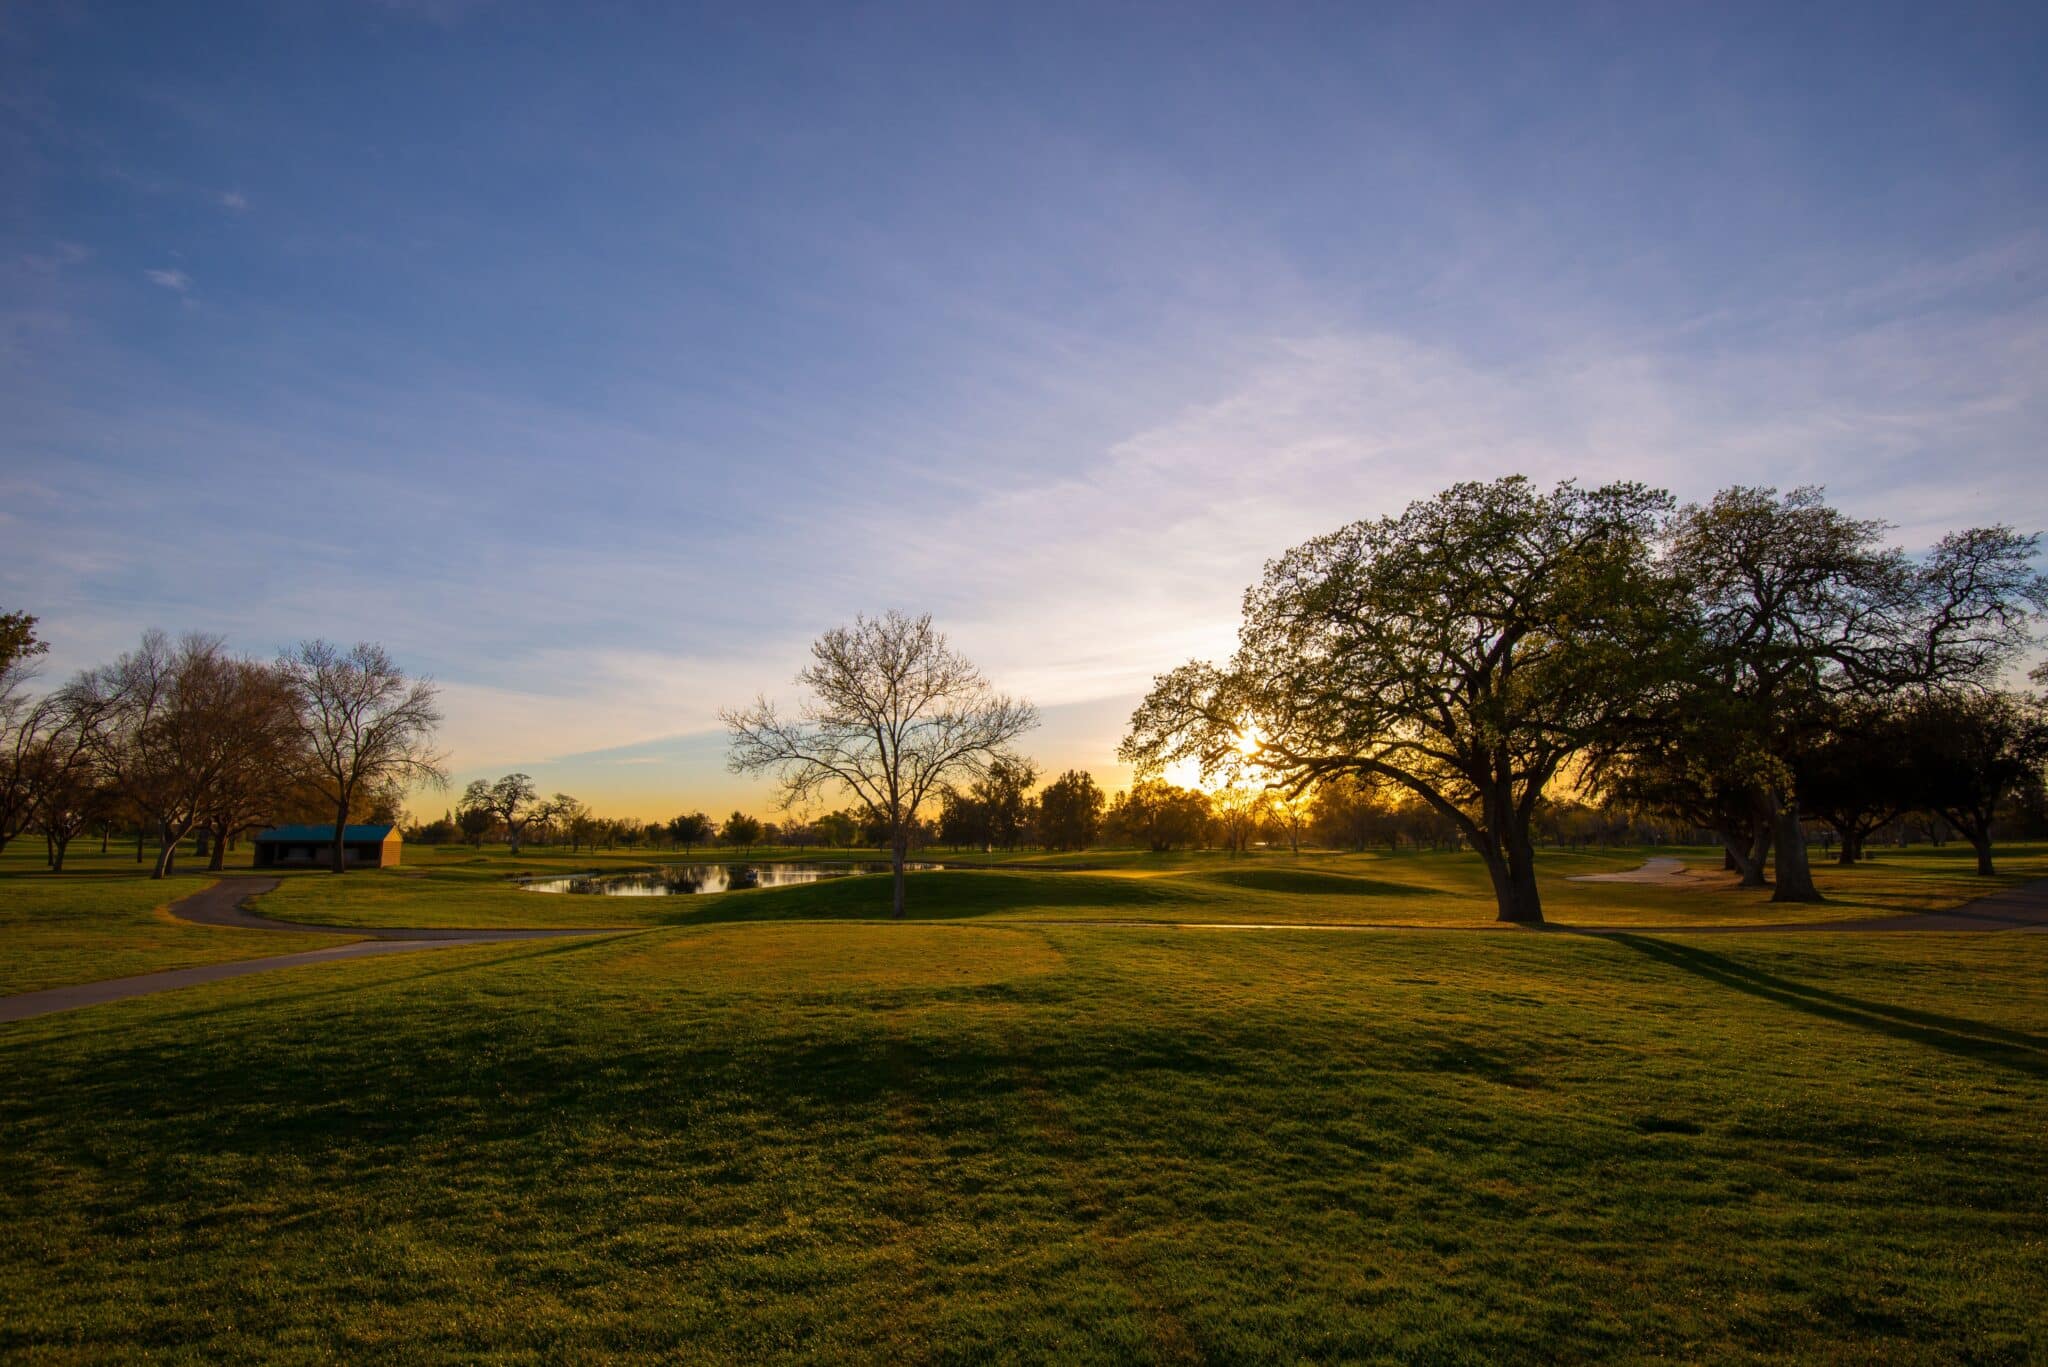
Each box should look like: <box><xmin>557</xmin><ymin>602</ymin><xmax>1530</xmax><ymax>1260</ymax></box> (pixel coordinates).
<box><xmin>3</xmin><ymin>1</ymin><xmax>2045</xmax><ymax>818</ymax></box>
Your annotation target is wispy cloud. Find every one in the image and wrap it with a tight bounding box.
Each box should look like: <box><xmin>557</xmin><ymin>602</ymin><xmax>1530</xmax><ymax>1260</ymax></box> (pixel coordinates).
<box><xmin>144</xmin><ymin>267</ymin><xmax>190</xmax><ymax>292</ymax></box>
<box><xmin>20</xmin><ymin>242</ymin><xmax>89</xmax><ymax>273</ymax></box>
<box><xmin>218</xmin><ymin>190</ymin><xmax>248</xmax><ymax>212</ymax></box>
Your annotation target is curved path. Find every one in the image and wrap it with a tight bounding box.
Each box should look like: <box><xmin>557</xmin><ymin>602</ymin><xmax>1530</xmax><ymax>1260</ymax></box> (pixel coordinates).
<box><xmin>172</xmin><ymin>877</ymin><xmax>622</xmax><ymax>941</ymax></box>
<box><xmin>0</xmin><ymin>878</ymin><xmax>634</xmax><ymax>1025</ymax></box>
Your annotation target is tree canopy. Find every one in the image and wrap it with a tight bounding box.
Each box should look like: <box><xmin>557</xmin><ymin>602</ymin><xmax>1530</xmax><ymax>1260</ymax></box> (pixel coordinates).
<box><xmin>1124</xmin><ymin>477</ymin><xmax>1680</xmax><ymax>923</ymax></box>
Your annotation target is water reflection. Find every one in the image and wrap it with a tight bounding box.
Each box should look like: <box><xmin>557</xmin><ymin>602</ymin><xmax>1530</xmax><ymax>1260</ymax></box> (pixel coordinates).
<box><xmin>520</xmin><ymin>861</ymin><xmax>941</xmax><ymax>896</ymax></box>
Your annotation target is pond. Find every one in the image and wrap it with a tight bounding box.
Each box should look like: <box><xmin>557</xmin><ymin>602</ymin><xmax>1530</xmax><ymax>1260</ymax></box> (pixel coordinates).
<box><xmin>519</xmin><ymin>861</ymin><xmax>943</xmax><ymax>896</ymax></box>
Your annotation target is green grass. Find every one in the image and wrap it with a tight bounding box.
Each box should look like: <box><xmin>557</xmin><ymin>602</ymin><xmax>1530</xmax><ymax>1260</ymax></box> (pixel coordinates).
<box><xmin>5</xmin><ymin>839</ymin><xmax>2046</xmax><ymax>1360</ymax></box>
<box><xmin>2</xmin><ymin>917</ymin><xmax>2043</xmax><ymax>1361</ymax></box>
<box><xmin>0</xmin><ymin>859</ymin><xmax>353</xmax><ymax>995</ymax></box>
<box><xmin>242</xmin><ymin>840</ymin><xmax>2048</xmax><ymax>932</ymax></box>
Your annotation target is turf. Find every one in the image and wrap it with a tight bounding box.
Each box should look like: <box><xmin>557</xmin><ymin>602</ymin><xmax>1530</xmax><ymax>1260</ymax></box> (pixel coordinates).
<box><xmin>6</xmin><ymin>840</ymin><xmax>2046</xmax><ymax>1361</ymax></box>
<box><xmin>0</xmin><ymin>866</ymin><xmax>353</xmax><ymax>995</ymax></box>
<box><xmin>244</xmin><ymin>840</ymin><xmax>2048</xmax><ymax>932</ymax></box>
<box><xmin>2</xmin><ymin>919</ymin><xmax>2043</xmax><ymax>1362</ymax></box>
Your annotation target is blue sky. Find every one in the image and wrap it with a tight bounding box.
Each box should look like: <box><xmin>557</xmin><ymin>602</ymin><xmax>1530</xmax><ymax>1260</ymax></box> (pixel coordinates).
<box><xmin>4</xmin><ymin>1</ymin><xmax>2045</xmax><ymax>816</ymax></box>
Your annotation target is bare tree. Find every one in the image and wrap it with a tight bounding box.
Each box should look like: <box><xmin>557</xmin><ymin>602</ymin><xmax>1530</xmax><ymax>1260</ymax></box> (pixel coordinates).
<box><xmin>24</xmin><ymin>687</ymin><xmax>116</xmax><ymax>871</ymax></box>
<box><xmin>723</xmin><ymin>611</ymin><xmax>1036</xmax><ymax>918</ymax></box>
<box><xmin>74</xmin><ymin>632</ymin><xmax>289</xmax><ymax>879</ymax></box>
<box><xmin>197</xmin><ymin>661</ymin><xmax>306</xmax><ymax>870</ymax></box>
<box><xmin>281</xmin><ymin>640</ymin><xmax>446</xmax><ymax>873</ymax></box>
<box><xmin>0</xmin><ymin>697</ymin><xmax>55</xmax><ymax>857</ymax></box>
<box><xmin>458</xmin><ymin>773</ymin><xmax>544</xmax><ymax>853</ymax></box>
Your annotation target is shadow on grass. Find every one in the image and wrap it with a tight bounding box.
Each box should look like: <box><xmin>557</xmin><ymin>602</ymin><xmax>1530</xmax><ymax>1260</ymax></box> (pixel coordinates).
<box><xmin>657</xmin><ymin>869</ymin><xmax>1236</xmax><ymax>925</ymax></box>
<box><xmin>1609</xmin><ymin>935</ymin><xmax>2048</xmax><ymax>1077</ymax></box>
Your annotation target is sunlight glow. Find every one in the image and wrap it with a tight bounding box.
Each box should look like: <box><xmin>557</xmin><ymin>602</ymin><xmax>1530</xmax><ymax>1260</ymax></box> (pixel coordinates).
<box><xmin>1160</xmin><ymin>721</ymin><xmax>1267</xmax><ymax>792</ymax></box>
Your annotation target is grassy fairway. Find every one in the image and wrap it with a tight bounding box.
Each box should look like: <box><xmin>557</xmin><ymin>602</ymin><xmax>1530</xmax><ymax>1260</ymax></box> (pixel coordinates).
<box><xmin>245</xmin><ymin>840</ymin><xmax>2048</xmax><ymax>931</ymax></box>
<box><xmin>2</xmin><ymin>913</ymin><xmax>2044</xmax><ymax>1362</ymax></box>
<box><xmin>5</xmin><ymin>843</ymin><xmax>2046</xmax><ymax>1361</ymax></box>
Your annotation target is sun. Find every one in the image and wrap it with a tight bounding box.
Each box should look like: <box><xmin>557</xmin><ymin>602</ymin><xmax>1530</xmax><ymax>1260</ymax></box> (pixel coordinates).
<box><xmin>1161</xmin><ymin>722</ymin><xmax>1268</xmax><ymax>793</ymax></box>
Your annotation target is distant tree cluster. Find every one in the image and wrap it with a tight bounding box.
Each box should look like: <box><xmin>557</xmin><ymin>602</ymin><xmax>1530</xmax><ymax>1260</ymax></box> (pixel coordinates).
<box><xmin>0</xmin><ymin>620</ymin><xmax>444</xmax><ymax>877</ymax></box>
<box><xmin>1123</xmin><ymin>479</ymin><xmax>2048</xmax><ymax>924</ymax></box>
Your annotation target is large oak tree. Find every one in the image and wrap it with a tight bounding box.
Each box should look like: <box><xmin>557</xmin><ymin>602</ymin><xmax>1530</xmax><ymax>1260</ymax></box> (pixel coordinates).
<box><xmin>1123</xmin><ymin>477</ymin><xmax>1678</xmax><ymax>925</ymax></box>
<box><xmin>1664</xmin><ymin>489</ymin><xmax>2045</xmax><ymax>901</ymax></box>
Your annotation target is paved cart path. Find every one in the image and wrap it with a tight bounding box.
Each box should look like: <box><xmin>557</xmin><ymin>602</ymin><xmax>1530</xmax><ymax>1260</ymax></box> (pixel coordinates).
<box><xmin>170</xmin><ymin>876</ymin><xmax>628</xmax><ymax>941</ymax></box>
<box><xmin>0</xmin><ymin>877</ymin><xmax>633</xmax><ymax>1024</ymax></box>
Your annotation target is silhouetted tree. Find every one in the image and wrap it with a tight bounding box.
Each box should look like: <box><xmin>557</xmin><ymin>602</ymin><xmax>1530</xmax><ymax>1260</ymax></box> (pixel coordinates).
<box><xmin>937</xmin><ymin>786</ymin><xmax>986</xmax><ymax>850</ymax></box>
<box><xmin>1105</xmin><ymin>780</ymin><xmax>1211</xmax><ymax>851</ymax></box>
<box><xmin>667</xmin><ymin>810</ymin><xmax>713</xmax><ymax>855</ymax></box>
<box><xmin>1799</xmin><ymin>702</ymin><xmax>1914</xmax><ymax>865</ymax></box>
<box><xmin>458</xmin><ymin>773</ymin><xmax>545</xmax><ymax>853</ymax></box>
<box><xmin>721</xmin><ymin>811</ymin><xmax>763</xmax><ymax>854</ymax></box>
<box><xmin>1036</xmin><ymin>770</ymin><xmax>1104</xmax><ymax>851</ymax></box>
<box><xmin>974</xmin><ymin>756</ymin><xmax>1038</xmax><ymax>850</ymax></box>
<box><xmin>1899</xmin><ymin>691</ymin><xmax>2048</xmax><ymax>876</ymax></box>
<box><xmin>458</xmin><ymin>804</ymin><xmax>494</xmax><ymax>847</ymax></box>
<box><xmin>815</xmin><ymin>809</ymin><xmax>859</xmax><ymax>848</ymax></box>
<box><xmin>1125</xmin><ymin>478</ymin><xmax>1677</xmax><ymax>923</ymax></box>
<box><xmin>1667</xmin><ymin>490</ymin><xmax>2046</xmax><ymax>901</ymax></box>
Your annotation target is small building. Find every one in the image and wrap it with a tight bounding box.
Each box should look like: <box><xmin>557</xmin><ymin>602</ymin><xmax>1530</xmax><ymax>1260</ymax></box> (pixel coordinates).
<box><xmin>252</xmin><ymin>824</ymin><xmax>403</xmax><ymax>869</ymax></box>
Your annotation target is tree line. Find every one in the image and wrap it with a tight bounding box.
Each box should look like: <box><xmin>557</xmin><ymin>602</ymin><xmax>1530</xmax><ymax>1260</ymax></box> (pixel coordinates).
<box><xmin>1123</xmin><ymin>480</ymin><xmax>2048</xmax><ymax>923</ymax></box>
<box><xmin>0</xmin><ymin>619</ymin><xmax>443</xmax><ymax>877</ymax></box>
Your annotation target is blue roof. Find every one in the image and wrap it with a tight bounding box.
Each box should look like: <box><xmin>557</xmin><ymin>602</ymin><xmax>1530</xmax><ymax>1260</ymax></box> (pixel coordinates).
<box><xmin>254</xmin><ymin>824</ymin><xmax>399</xmax><ymax>843</ymax></box>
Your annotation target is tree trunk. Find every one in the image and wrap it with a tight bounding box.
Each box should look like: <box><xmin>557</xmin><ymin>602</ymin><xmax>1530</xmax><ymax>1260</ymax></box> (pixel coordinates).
<box><xmin>208</xmin><ymin>825</ymin><xmax>228</xmax><ymax>872</ymax></box>
<box><xmin>1479</xmin><ymin>849</ymin><xmax>1544</xmax><ymax>924</ymax></box>
<box><xmin>153</xmin><ymin>822</ymin><xmax>179</xmax><ymax>880</ymax></box>
<box><xmin>1948</xmin><ymin>812</ymin><xmax>1996</xmax><ymax>876</ymax></box>
<box><xmin>890</xmin><ymin>832</ymin><xmax>908</xmax><ymax>920</ymax></box>
<box><xmin>1748</xmin><ymin>824</ymin><xmax>1773</xmax><ymax>886</ymax></box>
<box><xmin>1480</xmin><ymin>816</ymin><xmax>1545</xmax><ymax>924</ymax></box>
<box><xmin>50</xmin><ymin>835</ymin><xmax>69</xmax><ymax>872</ymax></box>
<box><xmin>331</xmin><ymin>802</ymin><xmax>350</xmax><ymax>874</ymax></box>
<box><xmin>1768</xmin><ymin>798</ymin><xmax>1822</xmax><ymax>903</ymax></box>
<box><xmin>1721</xmin><ymin>831</ymin><xmax>1768</xmax><ymax>888</ymax></box>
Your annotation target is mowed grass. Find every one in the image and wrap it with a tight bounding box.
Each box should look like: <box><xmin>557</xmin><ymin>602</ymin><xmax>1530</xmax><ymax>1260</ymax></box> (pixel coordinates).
<box><xmin>2</xmin><ymin>916</ymin><xmax>2044</xmax><ymax>1362</ymax></box>
<box><xmin>0</xmin><ymin>847</ymin><xmax>353</xmax><ymax>995</ymax></box>
<box><xmin>245</xmin><ymin>840</ymin><xmax>2048</xmax><ymax>932</ymax></box>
